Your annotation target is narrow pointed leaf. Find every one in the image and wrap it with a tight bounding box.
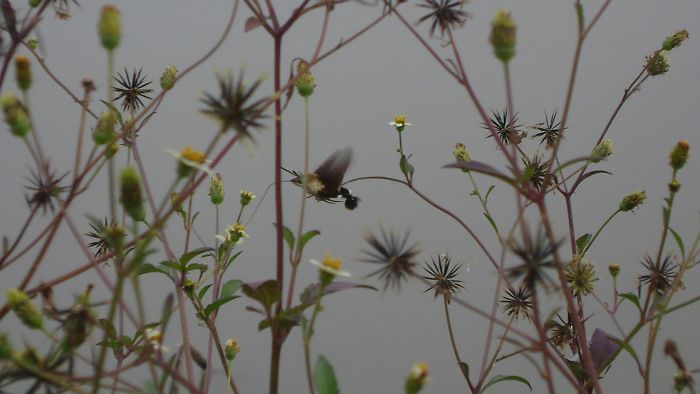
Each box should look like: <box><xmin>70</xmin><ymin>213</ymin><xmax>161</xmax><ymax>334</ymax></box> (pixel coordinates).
<box><xmin>481</xmin><ymin>374</ymin><xmax>532</xmax><ymax>392</ymax></box>
<box><xmin>314</xmin><ymin>355</ymin><xmax>340</xmax><ymax>394</ymax></box>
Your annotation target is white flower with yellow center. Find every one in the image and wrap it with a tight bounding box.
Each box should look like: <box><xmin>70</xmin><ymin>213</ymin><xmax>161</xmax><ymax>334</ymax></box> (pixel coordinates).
<box><xmin>165</xmin><ymin>146</ymin><xmax>214</xmax><ymax>176</ymax></box>
<box><xmin>309</xmin><ymin>252</ymin><xmax>351</xmax><ymax>277</ymax></box>
<box><xmin>215</xmin><ymin>222</ymin><xmax>249</xmax><ymax>244</ymax></box>
<box><xmin>389</xmin><ymin>114</ymin><xmax>412</xmax><ymax>130</ymax></box>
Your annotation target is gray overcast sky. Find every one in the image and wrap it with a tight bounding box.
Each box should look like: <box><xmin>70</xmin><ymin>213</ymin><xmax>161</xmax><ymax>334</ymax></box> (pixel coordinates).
<box><xmin>1</xmin><ymin>0</ymin><xmax>699</xmax><ymax>392</ymax></box>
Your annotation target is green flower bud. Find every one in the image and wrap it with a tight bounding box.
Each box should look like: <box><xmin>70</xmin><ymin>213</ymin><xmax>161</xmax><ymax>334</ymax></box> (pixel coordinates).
<box><xmin>209</xmin><ymin>174</ymin><xmax>224</xmax><ymax>205</ymax></box>
<box><xmin>92</xmin><ymin>111</ymin><xmax>117</xmax><ymax>145</ymax></box>
<box><xmin>566</xmin><ymin>257</ymin><xmax>597</xmax><ymax>296</ymax></box>
<box><xmin>645</xmin><ymin>50</ymin><xmax>670</xmax><ymax>76</ymax></box>
<box><xmin>608</xmin><ymin>263</ymin><xmax>620</xmax><ymax>278</ymax></box>
<box><xmin>490</xmin><ymin>10</ymin><xmax>516</xmax><ymax>63</ymax></box>
<box><xmin>225</xmin><ymin>338</ymin><xmax>240</xmax><ymax>361</ymax></box>
<box><xmin>98</xmin><ymin>5</ymin><xmax>121</xmax><ymax>51</ymax></box>
<box><xmin>240</xmin><ymin>189</ymin><xmax>255</xmax><ymax>207</ymax></box>
<box><xmin>160</xmin><ymin>65</ymin><xmax>177</xmax><ymax>91</ymax></box>
<box><xmin>405</xmin><ymin>362</ymin><xmax>429</xmax><ymax>394</ymax></box>
<box><xmin>27</xmin><ymin>37</ymin><xmax>38</xmax><ymax>50</ymax></box>
<box><xmin>674</xmin><ymin>371</ymin><xmax>692</xmax><ymax>393</ymax></box>
<box><xmin>295</xmin><ymin>60</ymin><xmax>315</xmax><ymax>98</ymax></box>
<box><xmin>592</xmin><ymin>139</ymin><xmax>613</xmax><ymax>162</ymax></box>
<box><xmin>669</xmin><ymin>140</ymin><xmax>689</xmax><ymax>170</ymax></box>
<box><xmin>105</xmin><ymin>142</ymin><xmax>119</xmax><ymax>158</ymax></box>
<box><xmin>170</xmin><ymin>192</ymin><xmax>184</xmax><ymax>213</ymax></box>
<box><xmin>0</xmin><ymin>333</ymin><xmax>12</xmax><ymax>360</ymax></box>
<box><xmin>119</xmin><ymin>166</ymin><xmax>145</xmax><ymax>221</ymax></box>
<box><xmin>183</xmin><ymin>279</ymin><xmax>196</xmax><ymax>298</ymax></box>
<box><xmin>662</xmin><ymin>29</ymin><xmax>689</xmax><ymax>51</ymax></box>
<box><xmin>669</xmin><ymin>179</ymin><xmax>681</xmax><ymax>193</ymax></box>
<box><xmin>1</xmin><ymin>92</ymin><xmax>30</xmax><ymax>138</ymax></box>
<box><xmin>453</xmin><ymin>143</ymin><xmax>470</xmax><ymax>162</ymax></box>
<box><xmin>619</xmin><ymin>190</ymin><xmax>646</xmax><ymax>212</ymax></box>
<box><xmin>6</xmin><ymin>289</ymin><xmax>43</xmax><ymax>330</ymax></box>
<box><xmin>28</xmin><ymin>0</ymin><xmax>41</xmax><ymax>8</ymax></box>
<box><xmin>14</xmin><ymin>55</ymin><xmax>32</xmax><ymax>91</ymax></box>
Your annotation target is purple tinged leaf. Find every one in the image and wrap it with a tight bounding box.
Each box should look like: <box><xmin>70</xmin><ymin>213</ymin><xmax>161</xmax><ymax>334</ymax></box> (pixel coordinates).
<box><xmin>300</xmin><ymin>281</ymin><xmax>376</xmax><ymax>306</ymax></box>
<box><xmin>245</xmin><ymin>16</ymin><xmax>262</xmax><ymax>32</ymax></box>
<box><xmin>589</xmin><ymin>328</ymin><xmax>619</xmax><ymax>370</ymax></box>
<box><xmin>443</xmin><ymin>161</ymin><xmax>516</xmax><ymax>185</ymax></box>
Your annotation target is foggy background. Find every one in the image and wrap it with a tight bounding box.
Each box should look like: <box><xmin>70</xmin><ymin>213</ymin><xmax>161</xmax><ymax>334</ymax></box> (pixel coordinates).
<box><xmin>1</xmin><ymin>0</ymin><xmax>699</xmax><ymax>392</ymax></box>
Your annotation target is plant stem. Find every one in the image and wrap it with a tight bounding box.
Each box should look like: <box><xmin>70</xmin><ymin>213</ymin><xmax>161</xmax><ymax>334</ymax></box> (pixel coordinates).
<box><xmin>443</xmin><ymin>296</ymin><xmax>472</xmax><ymax>390</ymax></box>
<box><xmin>581</xmin><ymin>209</ymin><xmax>620</xmax><ymax>257</ymax></box>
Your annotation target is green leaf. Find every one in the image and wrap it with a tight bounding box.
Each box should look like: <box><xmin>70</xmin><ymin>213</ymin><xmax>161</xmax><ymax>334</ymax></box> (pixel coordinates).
<box><xmin>575</xmin><ymin>3</ymin><xmax>585</xmax><ymax>28</ymax></box>
<box><xmin>160</xmin><ymin>260</ymin><xmax>182</xmax><ymax>272</ymax></box>
<box><xmin>142</xmin><ymin>381</ymin><xmax>157</xmax><ymax>394</ymax></box>
<box><xmin>484</xmin><ymin>185</ymin><xmax>495</xmax><ymax>205</ymax></box>
<box><xmin>610</xmin><ymin>338</ymin><xmax>638</xmax><ymax>365</ymax></box>
<box><xmin>242</xmin><ymin>280</ymin><xmax>281</xmax><ymax>314</ymax></box>
<box><xmin>180</xmin><ymin>247</ymin><xmax>212</xmax><ymax>265</ymax></box>
<box><xmin>669</xmin><ymin>227</ymin><xmax>685</xmax><ymax>259</ymax></box>
<box><xmin>184</xmin><ymin>263</ymin><xmax>208</xmax><ymax>273</ymax></box>
<box><xmin>444</xmin><ymin>161</ymin><xmax>516</xmax><ymax>187</ymax></box>
<box><xmin>197</xmin><ymin>284</ymin><xmax>213</xmax><ymax>302</ymax></box>
<box><xmin>203</xmin><ymin>295</ymin><xmax>240</xmax><ymax>319</ymax></box>
<box><xmin>483</xmin><ymin>213</ymin><xmax>499</xmax><ymax>234</ymax></box>
<box><xmin>480</xmin><ymin>374</ymin><xmax>532</xmax><ymax>393</ymax></box>
<box><xmin>618</xmin><ymin>293</ymin><xmax>642</xmax><ymax>313</ymax></box>
<box><xmin>283</xmin><ymin>226</ymin><xmax>295</xmax><ymax>251</ymax></box>
<box><xmin>220</xmin><ymin>279</ymin><xmax>242</xmax><ymax>299</ymax></box>
<box><xmin>98</xmin><ymin>319</ymin><xmax>117</xmax><ymax>340</ymax></box>
<box><xmin>459</xmin><ymin>362</ymin><xmax>470</xmax><ymax>380</ymax></box>
<box><xmin>576</xmin><ymin>233</ymin><xmax>591</xmax><ymax>255</ymax></box>
<box><xmin>137</xmin><ymin>263</ymin><xmax>168</xmax><ymax>277</ymax></box>
<box><xmin>400</xmin><ymin>154</ymin><xmax>414</xmax><ymax>179</ymax></box>
<box><xmin>299</xmin><ymin>230</ymin><xmax>320</xmax><ymax>253</ymax></box>
<box><xmin>314</xmin><ymin>355</ymin><xmax>340</xmax><ymax>394</ymax></box>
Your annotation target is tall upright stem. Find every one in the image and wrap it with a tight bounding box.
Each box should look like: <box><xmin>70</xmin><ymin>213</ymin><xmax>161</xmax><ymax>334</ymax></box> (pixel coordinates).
<box><xmin>270</xmin><ymin>33</ymin><xmax>284</xmax><ymax>394</ymax></box>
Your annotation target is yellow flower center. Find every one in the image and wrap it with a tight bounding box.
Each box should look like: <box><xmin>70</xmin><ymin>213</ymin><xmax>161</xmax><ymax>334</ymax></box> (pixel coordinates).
<box><xmin>233</xmin><ymin>222</ymin><xmax>246</xmax><ymax>235</ymax></box>
<box><xmin>180</xmin><ymin>146</ymin><xmax>205</xmax><ymax>164</ymax></box>
<box><xmin>322</xmin><ymin>252</ymin><xmax>342</xmax><ymax>271</ymax></box>
<box><xmin>393</xmin><ymin>114</ymin><xmax>407</xmax><ymax>126</ymax></box>
<box><xmin>410</xmin><ymin>362</ymin><xmax>429</xmax><ymax>380</ymax></box>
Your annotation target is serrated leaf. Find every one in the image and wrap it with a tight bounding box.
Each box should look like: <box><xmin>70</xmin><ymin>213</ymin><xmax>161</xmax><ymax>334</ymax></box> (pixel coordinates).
<box><xmin>282</xmin><ymin>226</ymin><xmax>295</xmax><ymax>251</ymax></box>
<box><xmin>242</xmin><ymin>280</ymin><xmax>281</xmax><ymax>313</ymax></box>
<box><xmin>220</xmin><ymin>279</ymin><xmax>242</xmax><ymax>299</ymax></box>
<box><xmin>618</xmin><ymin>293</ymin><xmax>642</xmax><ymax>313</ymax></box>
<box><xmin>480</xmin><ymin>374</ymin><xmax>532</xmax><ymax>393</ymax></box>
<box><xmin>314</xmin><ymin>355</ymin><xmax>340</xmax><ymax>394</ymax></box>
<box><xmin>299</xmin><ymin>230</ymin><xmax>320</xmax><ymax>253</ymax></box>
<box><xmin>669</xmin><ymin>227</ymin><xmax>685</xmax><ymax>259</ymax></box>
<box><xmin>576</xmin><ymin>233</ymin><xmax>591</xmax><ymax>255</ymax></box>
<box><xmin>180</xmin><ymin>247</ymin><xmax>212</xmax><ymax>265</ymax></box>
<box><xmin>203</xmin><ymin>295</ymin><xmax>240</xmax><ymax>319</ymax></box>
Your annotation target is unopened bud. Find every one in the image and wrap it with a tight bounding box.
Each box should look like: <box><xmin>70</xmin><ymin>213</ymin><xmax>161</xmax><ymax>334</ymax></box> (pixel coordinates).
<box><xmin>14</xmin><ymin>55</ymin><xmax>31</xmax><ymax>91</ymax></box>
<box><xmin>295</xmin><ymin>60</ymin><xmax>315</xmax><ymax>98</ymax></box>
<box><xmin>119</xmin><ymin>166</ymin><xmax>145</xmax><ymax>221</ymax></box>
<box><xmin>225</xmin><ymin>338</ymin><xmax>240</xmax><ymax>361</ymax></box>
<box><xmin>619</xmin><ymin>190</ymin><xmax>646</xmax><ymax>212</ymax></box>
<box><xmin>592</xmin><ymin>139</ymin><xmax>613</xmax><ymax>162</ymax></box>
<box><xmin>209</xmin><ymin>174</ymin><xmax>224</xmax><ymax>205</ymax></box>
<box><xmin>669</xmin><ymin>179</ymin><xmax>681</xmax><ymax>193</ymax></box>
<box><xmin>608</xmin><ymin>263</ymin><xmax>620</xmax><ymax>278</ymax></box>
<box><xmin>662</xmin><ymin>29</ymin><xmax>689</xmax><ymax>51</ymax></box>
<box><xmin>0</xmin><ymin>333</ymin><xmax>11</xmax><ymax>359</ymax></box>
<box><xmin>6</xmin><ymin>289</ymin><xmax>43</xmax><ymax>330</ymax></box>
<box><xmin>160</xmin><ymin>65</ymin><xmax>177</xmax><ymax>91</ymax></box>
<box><xmin>93</xmin><ymin>111</ymin><xmax>117</xmax><ymax>145</ymax></box>
<box><xmin>98</xmin><ymin>5</ymin><xmax>121</xmax><ymax>51</ymax></box>
<box><xmin>405</xmin><ymin>362</ymin><xmax>430</xmax><ymax>394</ymax></box>
<box><xmin>240</xmin><ymin>189</ymin><xmax>255</xmax><ymax>207</ymax></box>
<box><xmin>1</xmin><ymin>92</ymin><xmax>30</xmax><ymax>138</ymax></box>
<box><xmin>490</xmin><ymin>10</ymin><xmax>516</xmax><ymax>63</ymax></box>
<box><xmin>669</xmin><ymin>140</ymin><xmax>689</xmax><ymax>170</ymax></box>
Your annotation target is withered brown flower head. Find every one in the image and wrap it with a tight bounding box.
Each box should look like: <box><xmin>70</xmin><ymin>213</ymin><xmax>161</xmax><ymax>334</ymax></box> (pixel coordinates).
<box><xmin>361</xmin><ymin>227</ymin><xmax>420</xmax><ymax>291</ymax></box>
<box><xmin>417</xmin><ymin>0</ymin><xmax>471</xmax><ymax>39</ymax></box>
